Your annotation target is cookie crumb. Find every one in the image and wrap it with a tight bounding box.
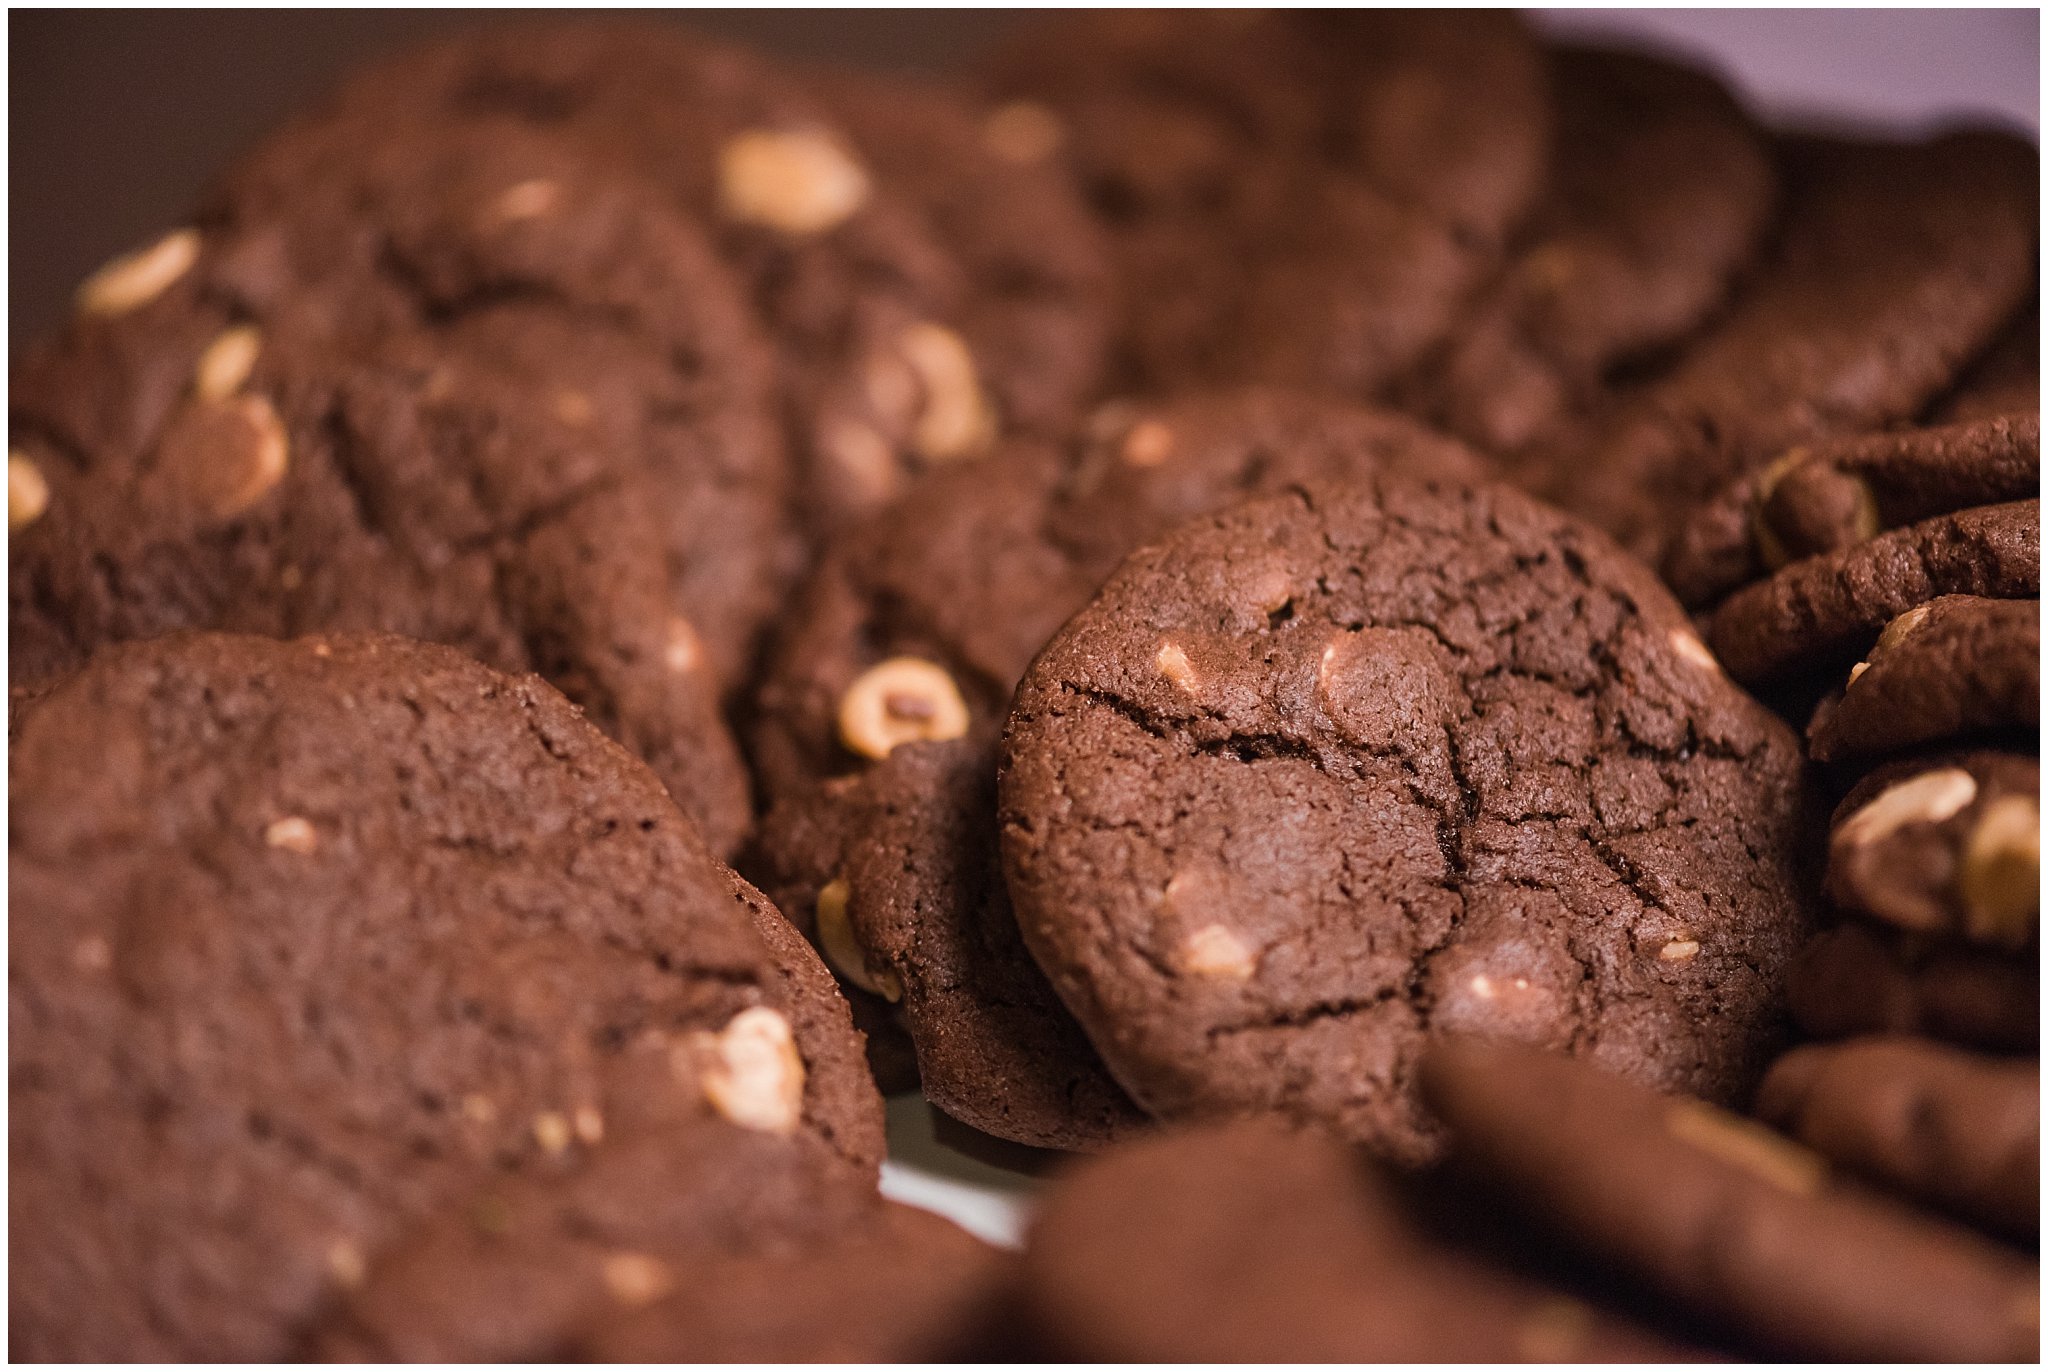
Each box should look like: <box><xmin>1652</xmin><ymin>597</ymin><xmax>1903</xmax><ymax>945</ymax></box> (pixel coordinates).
<box><xmin>76</xmin><ymin>227</ymin><xmax>199</xmax><ymax>316</ymax></box>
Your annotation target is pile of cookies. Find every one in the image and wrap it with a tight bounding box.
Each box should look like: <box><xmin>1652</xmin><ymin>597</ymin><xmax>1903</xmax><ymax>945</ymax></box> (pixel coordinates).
<box><xmin>9</xmin><ymin>12</ymin><xmax>2038</xmax><ymax>1361</ymax></box>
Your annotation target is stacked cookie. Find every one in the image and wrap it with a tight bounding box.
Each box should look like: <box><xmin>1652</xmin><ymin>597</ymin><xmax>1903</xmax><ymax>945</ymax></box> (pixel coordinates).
<box><xmin>9</xmin><ymin>12</ymin><xmax>2039</xmax><ymax>1361</ymax></box>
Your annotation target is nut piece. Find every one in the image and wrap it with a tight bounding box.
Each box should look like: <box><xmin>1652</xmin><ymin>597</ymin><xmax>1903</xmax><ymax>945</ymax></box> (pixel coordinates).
<box><xmin>1120</xmin><ymin>418</ymin><xmax>1175</xmax><ymax>468</ymax></box>
<box><xmin>899</xmin><ymin>322</ymin><xmax>993</xmax><ymax>461</ymax></box>
<box><xmin>194</xmin><ymin>325</ymin><xmax>262</xmax><ymax>399</ymax></box>
<box><xmin>1667</xmin><ymin>628</ymin><xmax>1721</xmax><ymax>674</ymax></box>
<box><xmin>1179</xmin><ymin>923</ymin><xmax>1256</xmax><ymax>980</ymax></box>
<box><xmin>532</xmin><ymin>1111</ymin><xmax>573</xmax><ymax>1156</ymax></box>
<box><xmin>77</xmin><ymin>228</ymin><xmax>200</xmax><ymax>316</ymax></box>
<box><xmin>717</xmin><ymin>129</ymin><xmax>870</xmax><ymax>235</ymax></box>
<box><xmin>981</xmin><ymin>100</ymin><xmax>1066</xmax><ymax>164</ymax></box>
<box><xmin>1873</xmin><ymin>602</ymin><xmax>1933</xmax><ymax>657</ymax></box>
<box><xmin>1664</xmin><ymin>1098</ymin><xmax>1826</xmax><ymax>1196</ymax></box>
<box><xmin>814</xmin><ymin>877</ymin><xmax>903</xmax><ymax>1002</ymax></box>
<box><xmin>1960</xmin><ymin>794</ymin><xmax>2040</xmax><ymax>948</ymax></box>
<box><xmin>688</xmin><ymin>1006</ymin><xmax>806</xmax><ymax>1135</ymax></box>
<box><xmin>662</xmin><ymin>616</ymin><xmax>703</xmax><ymax>675</ymax></box>
<box><xmin>1833</xmin><ymin>768</ymin><xmax>1979</xmax><ymax>852</ymax></box>
<box><xmin>602</xmin><ymin>1251</ymin><xmax>675</xmax><ymax>1307</ymax></box>
<box><xmin>9</xmin><ymin>450</ymin><xmax>50</xmax><ymax>532</ymax></box>
<box><xmin>837</xmin><ymin>657</ymin><xmax>970</xmax><ymax>760</ymax></box>
<box><xmin>1156</xmin><ymin>642</ymin><xmax>1197</xmax><ymax>690</ymax></box>
<box><xmin>264</xmin><ymin>816</ymin><xmax>318</xmax><ymax>854</ymax></box>
<box><xmin>1657</xmin><ymin>937</ymin><xmax>1701</xmax><ymax>962</ymax></box>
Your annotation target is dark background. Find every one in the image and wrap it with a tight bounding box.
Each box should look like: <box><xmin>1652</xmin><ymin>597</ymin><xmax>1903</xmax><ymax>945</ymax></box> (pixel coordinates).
<box><xmin>11</xmin><ymin>8</ymin><xmax>2038</xmax><ymax>351</ymax></box>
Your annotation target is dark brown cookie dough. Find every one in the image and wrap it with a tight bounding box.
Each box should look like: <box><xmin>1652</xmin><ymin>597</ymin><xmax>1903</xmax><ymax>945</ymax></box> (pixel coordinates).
<box><xmin>748</xmin><ymin>391</ymin><xmax>1490</xmax><ymax>1149</ymax></box>
<box><xmin>1020</xmin><ymin>1119</ymin><xmax>1693</xmax><ymax>1361</ymax></box>
<box><xmin>1665</xmin><ymin>414</ymin><xmax>2040</xmax><ymax>610</ymax></box>
<box><xmin>1550</xmin><ymin>131</ymin><xmax>2037</xmax><ymax>557</ymax></box>
<box><xmin>1703</xmin><ymin>499</ymin><xmax>2039</xmax><ymax>687</ymax></box>
<box><xmin>1000</xmin><ymin>478</ymin><xmax>1818</xmax><ymax>1163</ymax></box>
<box><xmin>10</xmin><ymin>123</ymin><xmax>780</xmax><ymax>854</ymax></box>
<box><xmin>1806</xmin><ymin>595</ymin><xmax>2039</xmax><ymax>763</ymax></box>
<box><xmin>1936</xmin><ymin>298</ymin><xmax>2040</xmax><ymax>424</ymax></box>
<box><xmin>1825</xmin><ymin>751</ymin><xmax>2040</xmax><ymax>949</ymax></box>
<box><xmin>1421</xmin><ymin>1035</ymin><xmax>2040</xmax><ymax>1362</ymax></box>
<box><xmin>1756</xmin><ymin>1037</ymin><xmax>2038</xmax><ymax>1242</ymax></box>
<box><xmin>8</xmin><ymin>632</ymin><xmax>879</xmax><ymax>1362</ymax></box>
<box><xmin>1788</xmin><ymin>921</ymin><xmax>2038</xmax><ymax>1052</ymax></box>
<box><xmin>1406</xmin><ymin>43</ymin><xmax>1775</xmax><ymax>457</ymax></box>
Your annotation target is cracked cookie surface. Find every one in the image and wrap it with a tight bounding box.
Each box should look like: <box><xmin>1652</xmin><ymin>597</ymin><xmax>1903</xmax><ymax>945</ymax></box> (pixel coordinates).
<box><xmin>999</xmin><ymin>477</ymin><xmax>1818</xmax><ymax>1162</ymax></box>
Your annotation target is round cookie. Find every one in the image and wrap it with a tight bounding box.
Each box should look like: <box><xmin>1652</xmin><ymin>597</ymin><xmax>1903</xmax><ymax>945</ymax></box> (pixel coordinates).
<box><xmin>1936</xmin><ymin>296</ymin><xmax>2040</xmax><ymax>424</ymax></box>
<box><xmin>1404</xmin><ymin>42</ymin><xmax>1775</xmax><ymax>457</ymax></box>
<box><xmin>1805</xmin><ymin>595</ymin><xmax>2038</xmax><ymax>763</ymax></box>
<box><xmin>1549</xmin><ymin>131</ymin><xmax>2038</xmax><ymax>559</ymax></box>
<box><xmin>1787</xmin><ymin>922</ymin><xmax>2038</xmax><ymax>1052</ymax></box>
<box><xmin>748</xmin><ymin>389</ymin><xmax>1491</xmax><ymax>1149</ymax></box>
<box><xmin>1421</xmin><ymin>1035</ymin><xmax>2040</xmax><ymax>1362</ymax></box>
<box><xmin>1756</xmin><ymin>1037</ymin><xmax>2038</xmax><ymax>1242</ymax></box>
<box><xmin>8</xmin><ymin>631</ymin><xmax>881</xmax><ymax>1362</ymax></box>
<box><xmin>999</xmin><ymin>477</ymin><xmax>1818</xmax><ymax>1162</ymax></box>
<box><xmin>1824</xmin><ymin>751</ymin><xmax>2039</xmax><ymax>949</ymax></box>
<box><xmin>1019</xmin><ymin>1119</ymin><xmax>1693</xmax><ymax>1361</ymax></box>
<box><xmin>1703</xmin><ymin>499</ymin><xmax>2038</xmax><ymax>687</ymax></box>
<box><xmin>1665</xmin><ymin>413</ymin><xmax>2040</xmax><ymax>611</ymax></box>
<box><xmin>10</xmin><ymin>123</ymin><xmax>779</xmax><ymax>854</ymax></box>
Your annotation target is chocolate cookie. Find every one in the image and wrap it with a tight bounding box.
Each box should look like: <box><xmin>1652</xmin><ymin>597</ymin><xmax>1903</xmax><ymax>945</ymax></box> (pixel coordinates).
<box><xmin>1421</xmin><ymin>1035</ymin><xmax>2040</xmax><ymax>1362</ymax></box>
<box><xmin>999</xmin><ymin>477</ymin><xmax>1817</xmax><ymax>1162</ymax></box>
<box><xmin>8</xmin><ymin>631</ymin><xmax>880</xmax><ymax>1361</ymax></box>
<box><xmin>10</xmin><ymin>123</ymin><xmax>780</xmax><ymax>854</ymax></box>
<box><xmin>1825</xmin><ymin>752</ymin><xmax>2040</xmax><ymax>949</ymax></box>
<box><xmin>1756</xmin><ymin>1037</ymin><xmax>2038</xmax><ymax>1242</ymax></box>
<box><xmin>1550</xmin><ymin>131</ymin><xmax>2037</xmax><ymax>557</ymax></box>
<box><xmin>1020</xmin><ymin>1119</ymin><xmax>1692</xmax><ymax>1361</ymax></box>
<box><xmin>1703</xmin><ymin>499</ymin><xmax>2039</xmax><ymax>687</ymax></box>
<box><xmin>1787</xmin><ymin>922</ymin><xmax>2038</xmax><ymax>1052</ymax></box>
<box><xmin>1806</xmin><ymin>595</ymin><xmax>2039</xmax><ymax>763</ymax></box>
<box><xmin>748</xmin><ymin>390</ymin><xmax>1490</xmax><ymax>1149</ymax></box>
<box><xmin>1665</xmin><ymin>413</ymin><xmax>2040</xmax><ymax>610</ymax></box>
<box><xmin>1937</xmin><ymin>298</ymin><xmax>2040</xmax><ymax>424</ymax></box>
<box><xmin>1407</xmin><ymin>43</ymin><xmax>1774</xmax><ymax>457</ymax></box>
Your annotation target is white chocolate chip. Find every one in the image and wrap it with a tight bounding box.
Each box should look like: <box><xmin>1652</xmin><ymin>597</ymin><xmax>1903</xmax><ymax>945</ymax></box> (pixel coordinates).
<box><xmin>1120</xmin><ymin>418</ymin><xmax>1175</xmax><ymax>468</ymax></box>
<box><xmin>898</xmin><ymin>322</ymin><xmax>992</xmax><ymax>462</ymax></box>
<box><xmin>689</xmin><ymin>1006</ymin><xmax>806</xmax><ymax>1135</ymax></box>
<box><xmin>1834</xmin><ymin>768</ymin><xmax>1979</xmax><ymax>851</ymax></box>
<box><xmin>814</xmin><ymin>876</ymin><xmax>902</xmax><ymax>1002</ymax></box>
<box><xmin>837</xmin><ymin>657</ymin><xmax>970</xmax><ymax>760</ymax></box>
<box><xmin>1658</xmin><ymin>938</ymin><xmax>1700</xmax><ymax>962</ymax></box>
<box><xmin>1665</xmin><ymin>1099</ymin><xmax>1826</xmax><ymax>1196</ymax></box>
<box><xmin>194</xmin><ymin>324</ymin><xmax>262</xmax><ymax>400</ymax></box>
<box><xmin>532</xmin><ymin>1111</ymin><xmax>573</xmax><ymax>1156</ymax></box>
<box><xmin>717</xmin><ymin>129</ymin><xmax>871</xmax><ymax>235</ymax></box>
<box><xmin>491</xmin><ymin>178</ymin><xmax>560</xmax><ymax>222</ymax></box>
<box><xmin>573</xmin><ymin>1105</ymin><xmax>605</xmax><ymax>1146</ymax></box>
<box><xmin>264</xmin><ymin>816</ymin><xmax>318</xmax><ymax>854</ymax></box>
<box><xmin>1156</xmin><ymin>642</ymin><xmax>1197</xmax><ymax>691</ymax></box>
<box><xmin>662</xmin><ymin>617</ymin><xmax>703</xmax><ymax>675</ymax></box>
<box><xmin>981</xmin><ymin>100</ymin><xmax>1066</xmax><ymax>164</ymax></box>
<box><xmin>1179</xmin><ymin>923</ymin><xmax>1256</xmax><ymax>980</ymax></box>
<box><xmin>9</xmin><ymin>450</ymin><xmax>50</xmax><ymax>532</ymax></box>
<box><xmin>77</xmin><ymin>228</ymin><xmax>200</xmax><ymax>315</ymax></box>
<box><xmin>1667</xmin><ymin>628</ymin><xmax>1721</xmax><ymax>674</ymax></box>
<box><xmin>601</xmin><ymin>1251</ymin><xmax>674</xmax><ymax>1307</ymax></box>
<box><xmin>326</xmin><ymin>1239</ymin><xmax>367</xmax><ymax>1290</ymax></box>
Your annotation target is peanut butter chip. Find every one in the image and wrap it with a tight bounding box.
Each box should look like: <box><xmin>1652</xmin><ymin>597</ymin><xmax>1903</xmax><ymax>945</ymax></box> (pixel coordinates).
<box><xmin>1834</xmin><ymin>768</ymin><xmax>1978</xmax><ymax>851</ymax></box>
<box><xmin>837</xmin><ymin>658</ymin><xmax>970</xmax><ymax>759</ymax></box>
<box><xmin>815</xmin><ymin>877</ymin><xmax>903</xmax><ymax>1002</ymax></box>
<box><xmin>491</xmin><ymin>178</ymin><xmax>560</xmax><ymax>222</ymax></box>
<box><xmin>264</xmin><ymin>816</ymin><xmax>318</xmax><ymax>853</ymax></box>
<box><xmin>9</xmin><ymin>451</ymin><xmax>50</xmax><ymax>532</ymax></box>
<box><xmin>899</xmin><ymin>322</ymin><xmax>992</xmax><ymax>461</ymax></box>
<box><xmin>602</xmin><ymin>1252</ymin><xmax>674</xmax><ymax>1307</ymax></box>
<box><xmin>77</xmin><ymin>227</ymin><xmax>200</xmax><ymax>315</ymax></box>
<box><xmin>690</xmin><ymin>1007</ymin><xmax>806</xmax><ymax>1134</ymax></box>
<box><xmin>1667</xmin><ymin>628</ymin><xmax>1721</xmax><ymax>674</ymax></box>
<box><xmin>662</xmin><ymin>617</ymin><xmax>703</xmax><ymax>674</ymax></box>
<box><xmin>1664</xmin><ymin>1099</ymin><xmax>1826</xmax><ymax>1196</ymax></box>
<box><xmin>718</xmin><ymin>129</ymin><xmax>870</xmax><ymax>235</ymax></box>
<box><xmin>194</xmin><ymin>325</ymin><xmax>262</xmax><ymax>399</ymax></box>
<box><xmin>1120</xmin><ymin>418</ymin><xmax>1175</xmax><ymax>468</ymax></box>
<box><xmin>1180</xmin><ymin>924</ymin><xmax>1256</xmax><ymax>979</ymax></box>
<box><xmin>981</xmin><ymin>100</ymin><xmax>1066</xmax><ymax>164</ymax></box>
<box><xmin>1960</xmin><ymin>795</ymin><xmax>2039</xmax><ymax>947</ymax></box>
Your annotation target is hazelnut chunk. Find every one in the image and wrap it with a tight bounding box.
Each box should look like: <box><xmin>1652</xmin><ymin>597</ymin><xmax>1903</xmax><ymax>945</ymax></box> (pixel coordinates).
<box><xmin>1873</xmin><ymin>602</ymin><xmax>1933</xmax><ymax>656</ymax></box>
<box><xmin>1833</xmin><ymin>768</ymin><xmax>1978</xmax><ymax>852</ymax></box>
<box><xmin>1657</xmin><ymin>937</ymin><xmax>1701</xmax><ymax>962</ymax></box>
<box><xmin>814</xmin><ymin>876</ymin><xmax>902</xmax><ymax>1002</ymax></box>
<box><xmin>1664</xmin><ymin>1099</ymin><xmax>1825</xmax><ymax>1196</ymax></box>
<box><xmin>1960</xmin><ymin>794</ymin><xmax>2039</xmax><ymax>948</ymax></box>
<box><xmin>264</xmin><ymin>816</ymin><xmax>318</xmax><ymax>854</ymax></box>
<box><xmin>1120</xmin><ymin>418</ymin><xmax>1175</xmax><ymax>468</ymax></box>
<box><xmin>688</xmin><ymin>1006</ymin><xmax>806</xmax><ymax>1135</ymax></box>
<box><xmin>1179</xmin><ymin>923</ymin><xmax>1256</xmax><ymax>980</ymax></box>
<box><xmin>899</xmin><ymin>322</ymin><xmax>993</xmax><ymax>462</ymax></box>
<box><xmin>981</xmin><ymin>100</ymin><xmax>1066</xmax><ymax>164</ymax></box>
<box><xmin>1846</xmin><ymin>660</ymin><xmax>1870</xmax><ymax>687</ymax></box>
<box><xmin>1666</xmin><ymin>628</ymin><xmax>1720</xmax><ymax>674</ymax></box>
<box><xmin>77</xmin><ymin>228</ymin><xmax>200</xmax><ymax>316</ymax></box>
<box><xmin>662</xmin><ymin>617</ymin><xmax>703</xmax><ymax>675</ymax></box>
<box><xmin>9</xmin><ymin>450</ymin><xmax>50</xmax><ymax>532</ymax></box>
<box><xmin>837</xmin><ymin>657</ymin><xmax>970</xmax><ymax>760</ymax></box>
<box><xmin>717</xmin><ymin>129</ymin><xmax>870</xmax><ymax>235</ymax></box>
<box><xmin>194</xmin><ymin>325</ymin><xmax>262</xmax><ymax>400</ymax></box>
<box><xmin>532</xmin><ymin>1111</ymin><xmax>573</xmax><ymax>1156</ymax></box>
<box><xmin>1156</xmin><ymin>642</ymin><xmax>1197</xmax><ymax>691</ymax></box>
<box><xmin>601</xmin><ymin>1251</ymin><xmax>674</xmax><ymax>1307</ymax></box>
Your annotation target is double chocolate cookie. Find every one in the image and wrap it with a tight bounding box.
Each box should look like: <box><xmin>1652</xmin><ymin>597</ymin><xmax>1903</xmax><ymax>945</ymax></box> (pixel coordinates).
<box><xmin>8</xmin><ymin>632</ymin><xmax>881</xmax><ymax>1361</ymax></box>
<box><xmin>1787</xmin><ymin>921</ymin><xmax>2039</xmax><ymax>1052</ymax></box>
<box><xmin>999</xmin><ymin>477</ymin><xmax>1818</xmax><ymax>1162</ymax></box>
